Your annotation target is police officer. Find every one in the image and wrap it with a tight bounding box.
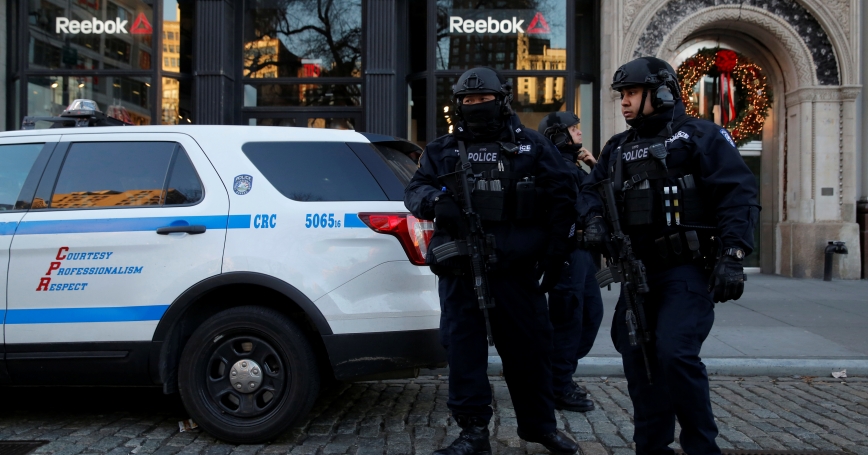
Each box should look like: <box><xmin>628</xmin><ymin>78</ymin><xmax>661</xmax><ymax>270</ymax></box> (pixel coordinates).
<box><xmin>405</xmin><ymin>67</ymin><xmax>579</xmax><ymax>455</ymax></box>
<box><xmin>582</xmin><ymin>57</ymin><xmax>759</xmax><ymax>455</ymax></box>
<box><xmin>537</xmin><ymin>112</ymin><xmax>604</xmax><ymax>413</ymax></box>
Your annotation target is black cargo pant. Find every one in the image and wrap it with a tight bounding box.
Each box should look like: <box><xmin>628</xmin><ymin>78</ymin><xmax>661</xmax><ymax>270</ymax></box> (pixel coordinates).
<box><xmin>612</xmin><ymin>264</ymin><xmax>721</xmax><ymax>455</ymax></box>
<box><xmin>439</xmin><ymin>269</ymin><xmax>556</xmax><ymax>435</ymax></box>
<box><xmin>549</xmin><ymin>248</ymin><xmax>604</xmax><ymax>395</ymax></box>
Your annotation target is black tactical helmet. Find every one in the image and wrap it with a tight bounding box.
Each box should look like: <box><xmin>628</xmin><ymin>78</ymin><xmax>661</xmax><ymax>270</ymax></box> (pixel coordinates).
<box><xmin>537</xmin><ymin>111</ymin><xmax>579</xmax><ymax>148</ymax></box>
<box><xmin>452</xmin><ymin>67</ymin><xmax>513</xmax><ymax>115</ymax></box>
<box><xmin>611</xmin><ymin>56</ymin><xmax>681</xmax><ymax>112</ymax></box>
<box><xmin>611</xmin><ymin>57</ymin><xmax>679</xmax><ymax>91</ymax></box>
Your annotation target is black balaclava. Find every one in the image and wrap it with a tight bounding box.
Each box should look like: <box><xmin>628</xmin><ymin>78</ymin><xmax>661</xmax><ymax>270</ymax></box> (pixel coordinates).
<box><xmin>461</xmin><ymin>99</ymin><xmax>505</xmax><ymax>139</ymax></box>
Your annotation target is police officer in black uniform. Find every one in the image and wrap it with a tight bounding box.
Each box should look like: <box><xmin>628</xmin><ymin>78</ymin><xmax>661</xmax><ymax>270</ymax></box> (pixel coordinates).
<box><xmin>537</xmin><ymin>112</ymin><xmax>604</xmax><ymax>413</ymax></box>
<box><xmin>582</xmin><ymin>57</ymin><xmax>759</xmax><ymax>455</ymax></box>
<box><xmin>405</xmin><ymin>67</ymin><xmax>580</xmax><ymax>455</ymax></box>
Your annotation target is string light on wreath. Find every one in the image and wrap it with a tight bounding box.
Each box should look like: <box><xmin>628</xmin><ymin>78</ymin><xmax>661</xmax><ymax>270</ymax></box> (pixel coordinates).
<box><xmin>677</xmin><ymin>48</ymin><xmax>772</xmax><ymax>146</ymax></box>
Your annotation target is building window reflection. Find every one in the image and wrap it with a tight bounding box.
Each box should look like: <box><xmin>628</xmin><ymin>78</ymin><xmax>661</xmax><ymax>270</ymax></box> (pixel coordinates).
<box><xmin>241</xmin><ymin>0</ymin><xmax>363</xmax><ymax>129</ymax></box>
<box><xmin>160</xmin><ymin>0</ymin><xmax>193</xmax><ymax>125</ymax></box>
<box><xmin>435</xmin><ymin>0</ymin><xmax>566</xmax><ymax>71</ymax></box>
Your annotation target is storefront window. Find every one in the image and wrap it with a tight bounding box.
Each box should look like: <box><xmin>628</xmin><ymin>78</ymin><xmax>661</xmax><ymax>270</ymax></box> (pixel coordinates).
<box><xmin>576</xmin><ymin>81</ymin><xmax>594</xmax><ymax>153</ymax></box>
<box><xmin>27</xmin><ymin>75</ymin><xmax>151</xmax><ymax>125</ymax></box>
<box><xmin>435</xmin><ymin>0</ymin><xmax>566</xmax><ymax>71</ymax></box>
<box><xmin>243</xmin><ymin>0</ymin><xmax>362</xmax><ymax>78</ymax></box>
<box><xmin>162</xmin><ymin>0</ymin><xmax>192</xmax><ymax>74</ymax></box>
<box><xmin>161</xmin><ymin>77</ymin><xmax>193</xmax><ymax>125</ymax></box>
<box><xmin>28</xmin><ymin>0</ymin><xmax>155</xmax><ymax>71</ymax></box>
<box><xmin>243</xmin><ymin>84</ymin><xmax>361</xmax><ymax>107</ymax></box>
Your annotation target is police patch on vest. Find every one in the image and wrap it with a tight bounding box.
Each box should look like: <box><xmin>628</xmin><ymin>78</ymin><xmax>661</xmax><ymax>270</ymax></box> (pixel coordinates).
<box><xmin>664</xmin><ymin>130</ymin><xmax>689</xmax><ymax>147</ymax></box>
<box><xmin>467</xmin><ymin>150</ymin><xmax>499</xmax><ymax>162</ymax></box>
<box><xmin>622</xmin><ymin>144</ymin><xmax>650</xmax><ymax>162</ymax></box>
<box><xmin>720</xmin><ymin>128</ymin><xmax>737</xmax><ymax>148</ymax></box>
<box><xmin>519</xmin><ymin>144</ymin><xmax>531</xmax><ymax>153</ymax></box>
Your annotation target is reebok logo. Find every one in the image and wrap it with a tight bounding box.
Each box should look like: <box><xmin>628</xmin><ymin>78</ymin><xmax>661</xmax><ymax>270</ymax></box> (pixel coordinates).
<box><xmin>450</xmin><ymin>16</ymin><xmax>525</xmax><ymax>34</ymax></box>
<box><xmin>57</xmin><ymin>17</ymin><xmax>128</xmax><ymax>34</ymax></box>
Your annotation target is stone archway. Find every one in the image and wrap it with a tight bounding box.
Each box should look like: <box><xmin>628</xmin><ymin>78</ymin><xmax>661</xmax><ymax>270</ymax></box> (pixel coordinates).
<box><xmin>613</xmin><ymin>1</ymin><xmax>862</xmax><ymax>278</ymax></box>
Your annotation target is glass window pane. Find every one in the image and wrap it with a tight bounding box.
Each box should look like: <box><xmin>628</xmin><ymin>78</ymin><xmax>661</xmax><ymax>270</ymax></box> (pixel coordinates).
<box><xmin>27</xmin><ymin>75</ymin><xmax>151</xmax><ymax>124</ymax></box>
<box><xmin>50</xmin><ymin>142</ymin><xmax>175</xmax><ymax>209</ymax></box>
<box><xmin>576</xmin><ymin>81</ymin><xmax>594</xmax><ymax>154</ymax></box>
<box><xmin>435</xmin><ymin>0</ymin><xmax>566</xmax><ymax>71</ymax></box>
<box><xmin>243</xmin><ymin>0</ymin><xmax>362</xmax><ymax>78</ymax></box>
<box><xmin>161</xmin><ymin>77</ymin><xmax>193</xmax><ymax>124</ymax></box>
<box><xmin>408</xmin><ymin>79</ymin><xmax>428</xmax><ymax>145</ymax></box>
<box><xmin>162</xmin><ymin>0</ymin><xmax>192</xmax><ymax>74</ymax></box>
<box><xmin>248</xmin><ymin>118</ymin><xmax>298</xmax><ymax>127</ymax></box>
<box><xmin>28</xmin><ymin>0</ymin><xmax>155</xmax><ymax>70</ymax></box>
<box><xmin>575</xmin><ymin>0</ymin><xmax>595</xmax><ymax>74</ymax></box>
<box><xmin>372</xmin><ymin>144</ymin><xmax>419</xmax><ymax>186</ymax></box>
<box><xmin>241</xmin><ymin>142</ymin><xmax>387</xmax><ymax>202</ymax></box>
<box><xmin>435</xmin><ymin>77</ymin><xmax>458</xmax><ymax>138</ymax></box>
<box><xmin>243</xmin><ymin>84</ymin><xmax>361</xmax><ymax>107</ymax></box>
<box><xmin>307</xmin><ymin>118</ymin><xmax>356</xmax><ymax>130</ymax></box>
<box><xmin>0</xmin><ymin>144</ymin><xmax>44</xmax><ymax>211</ymax></box>
<box><xmin>164</xmin><ymin>148</ymin><xmax>203</xmax><ymax>205</ymax></box>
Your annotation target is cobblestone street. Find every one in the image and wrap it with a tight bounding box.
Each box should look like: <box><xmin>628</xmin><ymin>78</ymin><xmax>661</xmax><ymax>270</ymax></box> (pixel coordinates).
<box><xmin>2</xmin><ymin>375</ymin><xmax>868</xmax><ymax>455</ymax></box>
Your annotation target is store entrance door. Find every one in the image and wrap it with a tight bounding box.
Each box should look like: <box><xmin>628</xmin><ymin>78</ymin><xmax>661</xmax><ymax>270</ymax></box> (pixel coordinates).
<box><xmin>740</xmin><ymin>141</ymin><xmax>762</xmax><ymax>271</ymax></box>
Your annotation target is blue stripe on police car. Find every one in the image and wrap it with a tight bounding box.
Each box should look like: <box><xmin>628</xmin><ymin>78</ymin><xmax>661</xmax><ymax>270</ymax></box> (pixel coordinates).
<box><xmin>14</xmin><ymin>215</ymin><xmax>253</xmax><ymax>235</ymax></box>
<box><xmin>5</xmin><ymin>304</ymin><xmax>170</xmax><ymax>324</ymax></box>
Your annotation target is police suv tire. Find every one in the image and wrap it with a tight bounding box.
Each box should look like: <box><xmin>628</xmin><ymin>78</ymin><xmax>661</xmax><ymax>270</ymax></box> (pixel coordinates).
<box><xmin>178</xmin><ymin>306</ymin><xmax>320</xmax><ymax>444</ymax></box>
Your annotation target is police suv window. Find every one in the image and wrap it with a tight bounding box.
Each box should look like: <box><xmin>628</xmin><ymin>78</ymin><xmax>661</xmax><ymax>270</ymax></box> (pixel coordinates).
<box><xmin>242</xmin><ymin>142</ymin><xmax>388</xmax><ymax>202</ymax></box>
<box><xmin>164</xmin><ymin>148</ymin><xmax>204</xmax><ymax>205</ymax></box>
<box><xmin>372</xmin><ymin>144</ymin><xmax>417</xmax><ymax>186</ymax></box>
<box><xmin>0</xmin><ymin>144</ymin><xmax>44</xmax><ymax>211</ymax></box>
<box><xmin>48</xmin><ymin>142</ymin><xmax>201</xmax><ymax>209</ymax></box>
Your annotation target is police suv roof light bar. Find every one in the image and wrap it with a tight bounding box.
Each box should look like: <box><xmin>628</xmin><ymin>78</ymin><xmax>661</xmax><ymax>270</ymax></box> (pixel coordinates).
<box><xmin>21</xmin><ymin>99</ymin><xmax>131</xmax><ymax>130</ymax></box>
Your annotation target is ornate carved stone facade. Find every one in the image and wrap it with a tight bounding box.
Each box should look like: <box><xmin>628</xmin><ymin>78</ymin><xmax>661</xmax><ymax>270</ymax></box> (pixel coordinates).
<box><xmin>602</xmin><ymin>0</ymin><xmax>863</xmax><ymax>278</ymax></box>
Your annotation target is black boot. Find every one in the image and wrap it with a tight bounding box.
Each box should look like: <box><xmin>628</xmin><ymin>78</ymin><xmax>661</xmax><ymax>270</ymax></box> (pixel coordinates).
<box><xmin>517</xmin><ymin>429</ymin><xmax>578</xmax><ymax>454</ymax></box>
<box><xmin>433</xmin><ymin>415</ymin><xmax>491</xmax><ymax>455</ymax></box>
<box><xmin>554</xmin><ymin>386</ymin><xmax>595</xmax><ymax>412</ymax></box>
<box><xmin>570</xmin><ymin>381</ymin><xmax>588</xmax><ymax>399</ymax></box>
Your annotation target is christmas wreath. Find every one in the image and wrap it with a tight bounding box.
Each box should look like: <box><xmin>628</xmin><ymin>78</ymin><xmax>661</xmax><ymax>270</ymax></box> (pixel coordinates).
<box><xmin>676</xmin><ymin>48</ymin><xmax>772</xmax><ymax>146</ymax></box>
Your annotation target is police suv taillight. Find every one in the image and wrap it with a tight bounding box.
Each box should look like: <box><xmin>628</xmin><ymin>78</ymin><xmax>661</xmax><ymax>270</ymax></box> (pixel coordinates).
<box><xmin>358</xmin><ymin>213</ymin><xmax>433</xmax><ymax>266</ymax></box>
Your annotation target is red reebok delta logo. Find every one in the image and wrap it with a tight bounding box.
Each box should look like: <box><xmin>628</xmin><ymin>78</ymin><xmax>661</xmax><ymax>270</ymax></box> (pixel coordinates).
<box><xmin>526</xmin><ymin>12</ymin><xmax>550</xmax><ymax>34</ymax></box>
<box><xmin>130</xmin><ymin>12</ymin><xmax>152</xmax><ymax>35</ymax></box>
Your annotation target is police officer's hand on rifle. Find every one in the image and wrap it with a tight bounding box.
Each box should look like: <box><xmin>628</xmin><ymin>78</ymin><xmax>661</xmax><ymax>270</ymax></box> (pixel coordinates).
<box><xmin>581</xmin><ymin>215</ymin><xmax>610</xmax><ymax>251</ymax></box>
<box><xmin>434</xmin><ymin>194</ymin><xmax>469</xmax><ymax>239</ymax></box>
<box><xmin>709</xmin><ymin>248</ymin><xmax>746</xmax><ymax>302</ymax></box>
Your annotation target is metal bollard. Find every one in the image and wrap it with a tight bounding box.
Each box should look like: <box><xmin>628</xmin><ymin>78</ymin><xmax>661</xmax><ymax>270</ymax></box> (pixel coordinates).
<box><xmin>823</xmin><ymin>241</ymin><xmax>848</xmax><ymax>281</ymax></box>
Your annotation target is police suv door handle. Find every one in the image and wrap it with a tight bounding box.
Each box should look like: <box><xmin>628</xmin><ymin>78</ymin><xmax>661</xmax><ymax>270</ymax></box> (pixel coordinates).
<box><xmin>156</xmin><ymin>225</ymin><xmax>207</xmax><ymax>235</ymax></box>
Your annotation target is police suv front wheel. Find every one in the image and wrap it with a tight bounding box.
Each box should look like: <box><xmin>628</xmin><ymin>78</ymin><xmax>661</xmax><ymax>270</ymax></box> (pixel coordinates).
<box><xmin>178</xmin><ymin>306</ymin><xmax>319</xmax><ymax>443</ymax></box>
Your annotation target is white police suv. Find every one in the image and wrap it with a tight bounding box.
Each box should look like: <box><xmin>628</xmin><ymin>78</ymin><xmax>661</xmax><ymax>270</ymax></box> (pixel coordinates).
<box><xmin>0</xmin><ymin>102</ymin><xmax>441</xmax><ymax>443</ymax></box>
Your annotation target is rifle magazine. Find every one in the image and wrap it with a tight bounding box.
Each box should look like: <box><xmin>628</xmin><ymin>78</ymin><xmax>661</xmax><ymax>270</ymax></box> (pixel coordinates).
<box><xmin>430</xmin><ymin>241</ymin><xmax>469</xmax><ymax>262</ymax></box>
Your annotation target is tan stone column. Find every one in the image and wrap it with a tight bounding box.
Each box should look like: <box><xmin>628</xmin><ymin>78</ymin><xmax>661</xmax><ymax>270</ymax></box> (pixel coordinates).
<box><xmin>780</xmin><ymin>87</ymin><xmax>862</xmax><ymax>278</ymax></box>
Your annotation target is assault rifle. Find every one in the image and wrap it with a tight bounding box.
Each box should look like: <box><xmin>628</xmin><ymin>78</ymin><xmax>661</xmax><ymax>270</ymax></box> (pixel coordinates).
<box><xmin>429</xmin><ymin>141</ymin><xmax>498</xmax><ymax>346</ymax></box>
<box><xmin>594</xmin><ymin>179</ymin><xmax>653</xmax><ymax>382</ymax></box>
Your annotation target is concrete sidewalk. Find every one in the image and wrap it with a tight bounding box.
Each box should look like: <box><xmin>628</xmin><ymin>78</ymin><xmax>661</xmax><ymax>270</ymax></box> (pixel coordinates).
<box><xmin>487</xmin><ymin>274</ymin><xmax>868</xmax><ymax>376</ymax></box>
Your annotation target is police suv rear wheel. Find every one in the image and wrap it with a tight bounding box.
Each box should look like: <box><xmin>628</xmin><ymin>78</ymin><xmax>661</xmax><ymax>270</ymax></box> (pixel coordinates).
<box><xmin>178</xmin><ymin>306</ymin><xmax>319</xmax><ymax>443</ymax></box>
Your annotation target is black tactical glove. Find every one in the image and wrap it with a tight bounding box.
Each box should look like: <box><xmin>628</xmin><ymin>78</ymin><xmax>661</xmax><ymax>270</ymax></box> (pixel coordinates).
<box><xmin>709</xmin><ymin>255</ymin><xmax>746</xmax><ymax>303</ymax></box>
<box><xmin>434</xmin><ymin>195</ymin><xmax>468</xmax><ymax>239</ymax></box>
<box><xmin>581</xmin><ymin>216</ymin><xmax>610</xmax><ymax>251</ymax></box>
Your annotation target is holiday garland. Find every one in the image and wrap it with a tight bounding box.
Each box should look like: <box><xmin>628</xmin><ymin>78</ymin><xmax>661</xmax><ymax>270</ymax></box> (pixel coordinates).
<box><xmin>677</xmin><ymin>48</ymin><xmax>773</xmax><ymax>146</ymax></box>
